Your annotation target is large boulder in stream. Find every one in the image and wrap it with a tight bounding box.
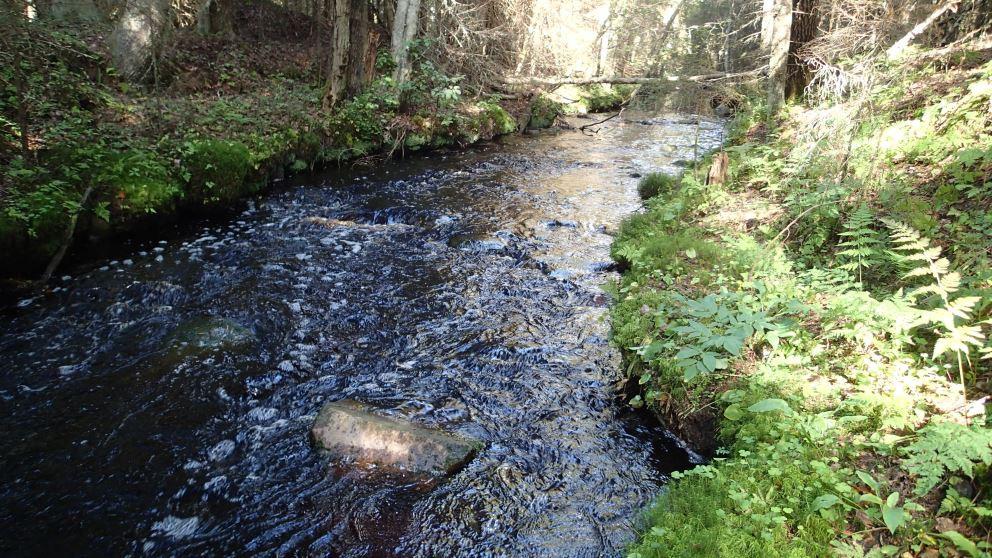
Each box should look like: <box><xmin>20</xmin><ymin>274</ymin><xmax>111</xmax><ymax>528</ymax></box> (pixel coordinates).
<box><xmin>310</xmin><ymin>399</ymin><xmax>479</xmax><ymax>477</ymax></box>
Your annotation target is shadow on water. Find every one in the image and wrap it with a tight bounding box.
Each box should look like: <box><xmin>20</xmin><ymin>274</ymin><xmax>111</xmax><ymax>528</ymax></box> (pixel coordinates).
<box><xmin>0</xmin><ymin>114</ymin><xmax>724</xmax><ymax>557</ymax></box>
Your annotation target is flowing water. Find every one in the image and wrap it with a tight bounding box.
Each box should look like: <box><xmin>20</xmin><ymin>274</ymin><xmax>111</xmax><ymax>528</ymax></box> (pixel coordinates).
<box><xmin>0</xmin><ymin>114</ymin><xmax>724</xmax><ymax>557</ymax></box>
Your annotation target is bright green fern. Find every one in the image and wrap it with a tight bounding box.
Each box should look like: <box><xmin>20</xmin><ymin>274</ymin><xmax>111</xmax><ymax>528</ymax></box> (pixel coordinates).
<box><xmin>836</xmin><ymin>203</ymin><xmax>882</xmax><ymax>285</ymax></box>
<box><xmin>884</xmin><ymin>219</ymin><xmax>986</xmax><ymax>400</ymax></box>
<box><xmin>902</xmin><ymin>422</ymin><xmax>992</xmax><ymax>495</ymax></box>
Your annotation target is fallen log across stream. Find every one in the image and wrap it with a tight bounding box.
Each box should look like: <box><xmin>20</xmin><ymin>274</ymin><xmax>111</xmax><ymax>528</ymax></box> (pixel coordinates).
<box><xmin>502</xmin><ymin>69</ymin><xmax>762</xmax><ymax>87</ymax></box>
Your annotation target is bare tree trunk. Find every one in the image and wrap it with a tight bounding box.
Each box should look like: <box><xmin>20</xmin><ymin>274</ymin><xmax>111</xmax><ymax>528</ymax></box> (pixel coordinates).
<box><xmin>785</xmin><ymin>0</ymin><xmax>817</xmax><ymax>99</ymax></box>
<box><xmin>196</xmin><ymin>0</ymin><xmax>234</xmax><ymax>36</ymax></box>
<box><xmin>760</xmin><ymin>0</ymin><xmax>775</xmax><ymax>48</ymax></box>
<box><xmin>109</xmin><ymin>0</ymin><xmax>170</xmax><ymax>80</ymax></box>
<box><xmin>886</xmin><ymin>0</ymin><xmax>960</xmax><ymax>60</ymax></box>
<box><xmin>390</xmin><ymin>0</ymin><xmax>420</xmax><ymax>83</ymax></box>
<box><xmin>594</xmin><ymin>3</ymin><xmax>614</xmax><ymax>77</ymax></box>
<box><xmin>208</xmin><ymin>0</ymin><xmax>234</xmax><ymax>35</ymax></box>
<box><xmin>323</xmin><ymin>0</ymin><xmax>351</xmax><ymax>109</ymax></box>
<box><xmin>15</xmin><ymin>47</ymin><xmax>30</xmax><ymax>159</ymax></box>
<box><xmin>764</xmin><ymin>0</ymin><xmax>792</xmax><ymax>114</ymax></box>
<box><xmin>346</xmin><ymin>0</ymin><xmax>369</xmax><ymax>96</ymax></box>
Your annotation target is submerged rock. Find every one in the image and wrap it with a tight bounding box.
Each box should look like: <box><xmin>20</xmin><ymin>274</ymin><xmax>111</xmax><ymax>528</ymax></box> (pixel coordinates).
<box><xmin>310</xmin><ymin>399</ymin><xmax>479</xmax><ymax>477</ymax></box>
<box><xmin>166</xmin><ymin>317</ymin><xmax>255</xmax><ymax>359</ymax></box>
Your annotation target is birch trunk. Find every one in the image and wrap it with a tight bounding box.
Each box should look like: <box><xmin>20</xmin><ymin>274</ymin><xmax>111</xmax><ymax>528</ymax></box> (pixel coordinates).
<box><xmin>109</xmin><ymin>0</ymin><xmax>170</xmax><ymax>80</ymax></box>
<box><xmin>390</xmin><ymin>0</ymin><xmax>420</xmax><ymax>83</ymax></box>
<box><xmin>886</xmin><ymin>0</ymin><xmax>960</xmax><ymax>60</ymax></box>
<box><xmin>765</xmin><ymin>0</ymin><xmax>792</xmax><ymax>114</ymax></box>
<box><xmin>323</xmin><ymin>0</ymin><xmax>351</xmax><ymax>109</ymax></box>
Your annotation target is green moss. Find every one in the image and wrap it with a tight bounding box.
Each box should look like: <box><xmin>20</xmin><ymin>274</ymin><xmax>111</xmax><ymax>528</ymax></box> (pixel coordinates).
<box><xmin>610</xmin><ymin>286</ymin><xmax>669</xmax><ymax>352</ymax></box>
<box><xmin>581</xmin><ymin>83</ymin><xmax>627</xmax><ymax>112</ymax></box>
<box><xmin>529</xmin><ymin>94</ymin><xmax>565</xmax><ymax>129</ymax></box>
<box><xmin>182</xmin><ymin>139</ymin><xmax>252</xmax><ymax>204</ymax></box>
<box><xmin>102</xmin><ymin>150</ymin><xmax>181</xmax><ymax>215</ymax></box>
<box><xmin>638</xmin><ymin>172</ymin><xmax>679</xmax><ymax>200</ymax></box>
<box><xmin>482</xmin><ymin>102</ymin><xmax>518</xmax><ymax>135</ymax></box>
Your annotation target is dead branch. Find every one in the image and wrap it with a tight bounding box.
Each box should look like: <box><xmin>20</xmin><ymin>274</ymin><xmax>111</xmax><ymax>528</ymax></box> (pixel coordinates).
<box><xmin>580</xmin><ymin>107</ymin><xmax>624</xmax><ymax>135</ymax></box>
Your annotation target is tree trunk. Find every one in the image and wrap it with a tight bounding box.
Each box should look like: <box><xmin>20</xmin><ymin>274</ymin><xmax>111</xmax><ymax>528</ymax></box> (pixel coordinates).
<box><xmin>760</xmin><ymin>0</ymin><xmax>775</xmax><ymax>49</ymax></box>
<box><xmin>785</xmin><ymin>0</ymin><xmax>817</xmax><ymax>99</ymax></box>
<box><xmin>109</xmin><ymin>0</ymin><xmax>170</xmax><ymax>81</ymax></box>
<box><xmin>323</xmin><ymin>0</ymin><xmax>351</xmax><ymax>109</ymax></box>
<box><xmin>390</xmin><ymin>0</ymin><xmax>420</xmax><ymax>83</ymax></box>
<box><xmin>208</xmin><ymin>0</ymin><xmax>234</xmax><ymax>35</ymax></box>
<box><xmin>346</xmin><ymin>0</ymin><xmax>369</xmax><ymax>97</ymax></box>
<box><xmin>196</xmin><ymin>0</ymin><xmax>234</xmax><ymax>36</ymax></box>
<box><xmin>764</xmin><ymin>0</ymin><xmax>792</xmax><ymax>115</ymax></box>
<box><xmin>15</xmin><ymin>47</ymin><xmax>30</xmax><ymax>159</ymax></box>
<box><xmin>886</xmin><ymin>0</ymin><xmax>960</xmax><ymax>60</ymax></box>
<box><xmin>706</xmin><ymin>152</ymin><xmax>729</xmax><ymax>186</ymax></box>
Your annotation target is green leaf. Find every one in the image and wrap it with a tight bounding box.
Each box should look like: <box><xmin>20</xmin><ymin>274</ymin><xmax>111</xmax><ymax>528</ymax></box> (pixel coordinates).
<box><xmin>940</xmin><ymin>531</ymin><xmax>981</xmax><ymax>557</ymax></box>
<box><xmin>856</xmin><ymin>471</ymin><xmax>880</xmax><ymax>492</ymax></box>
<box><xmin>881</xmin><ymin>504</ymin><xmax>904</xmax><ymax>534</ymax></box>
<box><xmin>860</xmin><ymin>493</ymin><xmax>884</xmax><ymax>505</ymax></box>
<box><xmin>885</xmin><ymin>492</ymin><xmax>899</xmax><ymax>507</ymax></box>
<box><xmin>724</xmin><ymin>404</ymin><xmax>744</xmax><ymax>421</ymax></box>
<box><xmin>701</xmin><ymin>352</ymin><xmax>718</xmax><ymax>372</ymax></box>
<box><xmin>719</xmin><ymin>389</ymin><xmax>745</xmax><ymax>403</ymax></box>
<box><xmin>747</xmin><ymin>398</ymin><xmax>791</xmax><ymax>414</ymax></box>
<box><xmin>811</xmin><ymin>494</ymin><xmax>839</xmax><ymax>511</ymax></box>
<box><xmin>723</xmin><ymin>336</ymin><xmax>744</xmax><ymax>355</ymax></box>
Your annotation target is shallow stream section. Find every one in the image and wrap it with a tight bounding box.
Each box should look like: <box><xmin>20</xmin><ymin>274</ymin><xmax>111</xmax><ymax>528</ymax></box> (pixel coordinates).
<box><xmin>0</xmin><ymin>114</ymin><xmax>724</xmax><ymax>557</ymax></box>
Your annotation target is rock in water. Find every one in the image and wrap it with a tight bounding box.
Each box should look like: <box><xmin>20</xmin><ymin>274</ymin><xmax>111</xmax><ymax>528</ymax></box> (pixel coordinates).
<box><xmin>166</xmin><ymin>317</ymin><xmax>255</xmax><ymax>359</ymax></box>
<box><xmin>310</xmin><ymin>399</ymin><xmax>478</xmax><ymax>477</ymax></box>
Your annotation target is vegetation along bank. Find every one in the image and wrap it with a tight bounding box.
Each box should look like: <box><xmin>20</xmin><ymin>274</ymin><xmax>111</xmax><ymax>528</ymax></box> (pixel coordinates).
<box><xmin>0</xmin><ymin>1</ymin><xmax>632</xmax><ymax>285</ymax></box>
<box><xmin>612</xmin><ymin>39</ymin><xmax>992</xmax><ymax>558</ymax></box>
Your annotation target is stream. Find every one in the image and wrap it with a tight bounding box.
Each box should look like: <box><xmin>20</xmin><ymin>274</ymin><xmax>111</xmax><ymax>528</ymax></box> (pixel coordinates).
<box><xmin>0</xmin><ymin>114</ymin><xmax>725</xmax><ymax>557</ymax></box>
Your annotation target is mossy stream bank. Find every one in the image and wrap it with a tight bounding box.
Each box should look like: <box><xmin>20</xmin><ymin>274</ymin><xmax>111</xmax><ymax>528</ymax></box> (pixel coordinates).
<box><xmin>1</xmin><ymin>17</ymin><xmax>632</xmax><ymax>283</ymax></box>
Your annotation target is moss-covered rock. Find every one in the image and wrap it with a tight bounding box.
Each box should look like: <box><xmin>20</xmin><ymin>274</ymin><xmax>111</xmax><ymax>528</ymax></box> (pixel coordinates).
<box><xmin>182</xmin><ymin>139</ymin><xmax>252</xmax><ymax>204</ymax></box>
<box><xmin>529</xmin><ymin>94</ymin><xmax>565</xmax><ymax>129</ymax></box>
<box><xmin>581</xmin><ymin>83</ymin><xmax>627</xmax><ymax>112</ymax></box>
<box><xmin>480</xmin><ymin>101</ymin><xmax>518</xmax><ymax>135</ymax></box>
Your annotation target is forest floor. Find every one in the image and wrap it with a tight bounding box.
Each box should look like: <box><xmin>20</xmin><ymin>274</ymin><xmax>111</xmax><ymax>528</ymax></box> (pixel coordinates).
<box><xmin>0</xmin><ymin>1</ymin><xmax>630</xmax><ymax>284</ymax></box>
<box><xmin>613</xmin><ymin>46</ymin><xmax>992</xmax><ymax>557</ymax></box>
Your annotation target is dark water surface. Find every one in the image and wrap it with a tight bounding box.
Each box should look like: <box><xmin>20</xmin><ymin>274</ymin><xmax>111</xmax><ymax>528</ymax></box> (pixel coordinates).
<box><xmin>0</xmin><ymin>114</ymin><xmax>724</xmax><ymax>557</ymax></box>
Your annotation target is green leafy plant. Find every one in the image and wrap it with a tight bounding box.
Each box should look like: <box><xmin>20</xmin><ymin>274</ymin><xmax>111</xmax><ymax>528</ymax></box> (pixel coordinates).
<box><xmin>836</xmin><ymin>203</ymin><xmax>882</xmax><ymax>284</ymax></box>
<box><xmin>885</xmin><ymin>219</ymin><xmax>987</xmax><ymax>398</ymax></box>
<box><xmin>637</xmin><ymin>172</ymin><xmax>678</xmax><ymax>200</ymax></box>
<box><xmin>901</xmin><ymin>422</ymin><xmax>992</xmax><ymax>495</ymax></box>
<box><xmin>854</xmin><ymin>470</ymin><xmax>917</xmax><ymax>535</ymax></box>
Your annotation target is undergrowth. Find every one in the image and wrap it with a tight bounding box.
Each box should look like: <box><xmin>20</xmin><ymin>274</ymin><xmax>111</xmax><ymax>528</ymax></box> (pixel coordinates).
<box><xmin>615</xmin><ymin>53</ymin><xmax>992</xmax><ymax>557</ymax></box>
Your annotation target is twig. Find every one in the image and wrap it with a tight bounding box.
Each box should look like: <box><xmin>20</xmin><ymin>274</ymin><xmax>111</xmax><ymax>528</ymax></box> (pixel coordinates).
<box><xmin>770</xmin><ymin>200</ymin><xmax>838</xmax><ymax>244</ymax></box>
<box><xmin>580</xmin><ymin>107</ymin><xmax>625</xmax><ymax>135</ymax></box>
<box><xmin>37</xmin><ymin>185</ymin><xmax>93</xmax><ymax>288</ymax></box>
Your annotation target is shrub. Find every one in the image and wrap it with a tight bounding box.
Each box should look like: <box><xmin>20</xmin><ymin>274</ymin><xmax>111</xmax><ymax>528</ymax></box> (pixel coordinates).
<box><xmin>102</xmin><ymin>150</ymin><xmax>180</xmax><ymax>215</ymax></box>
<box><xmin>638</xmin><ymin>172</ymin><xmax>678</xmax><ymax>200</ymax></box>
